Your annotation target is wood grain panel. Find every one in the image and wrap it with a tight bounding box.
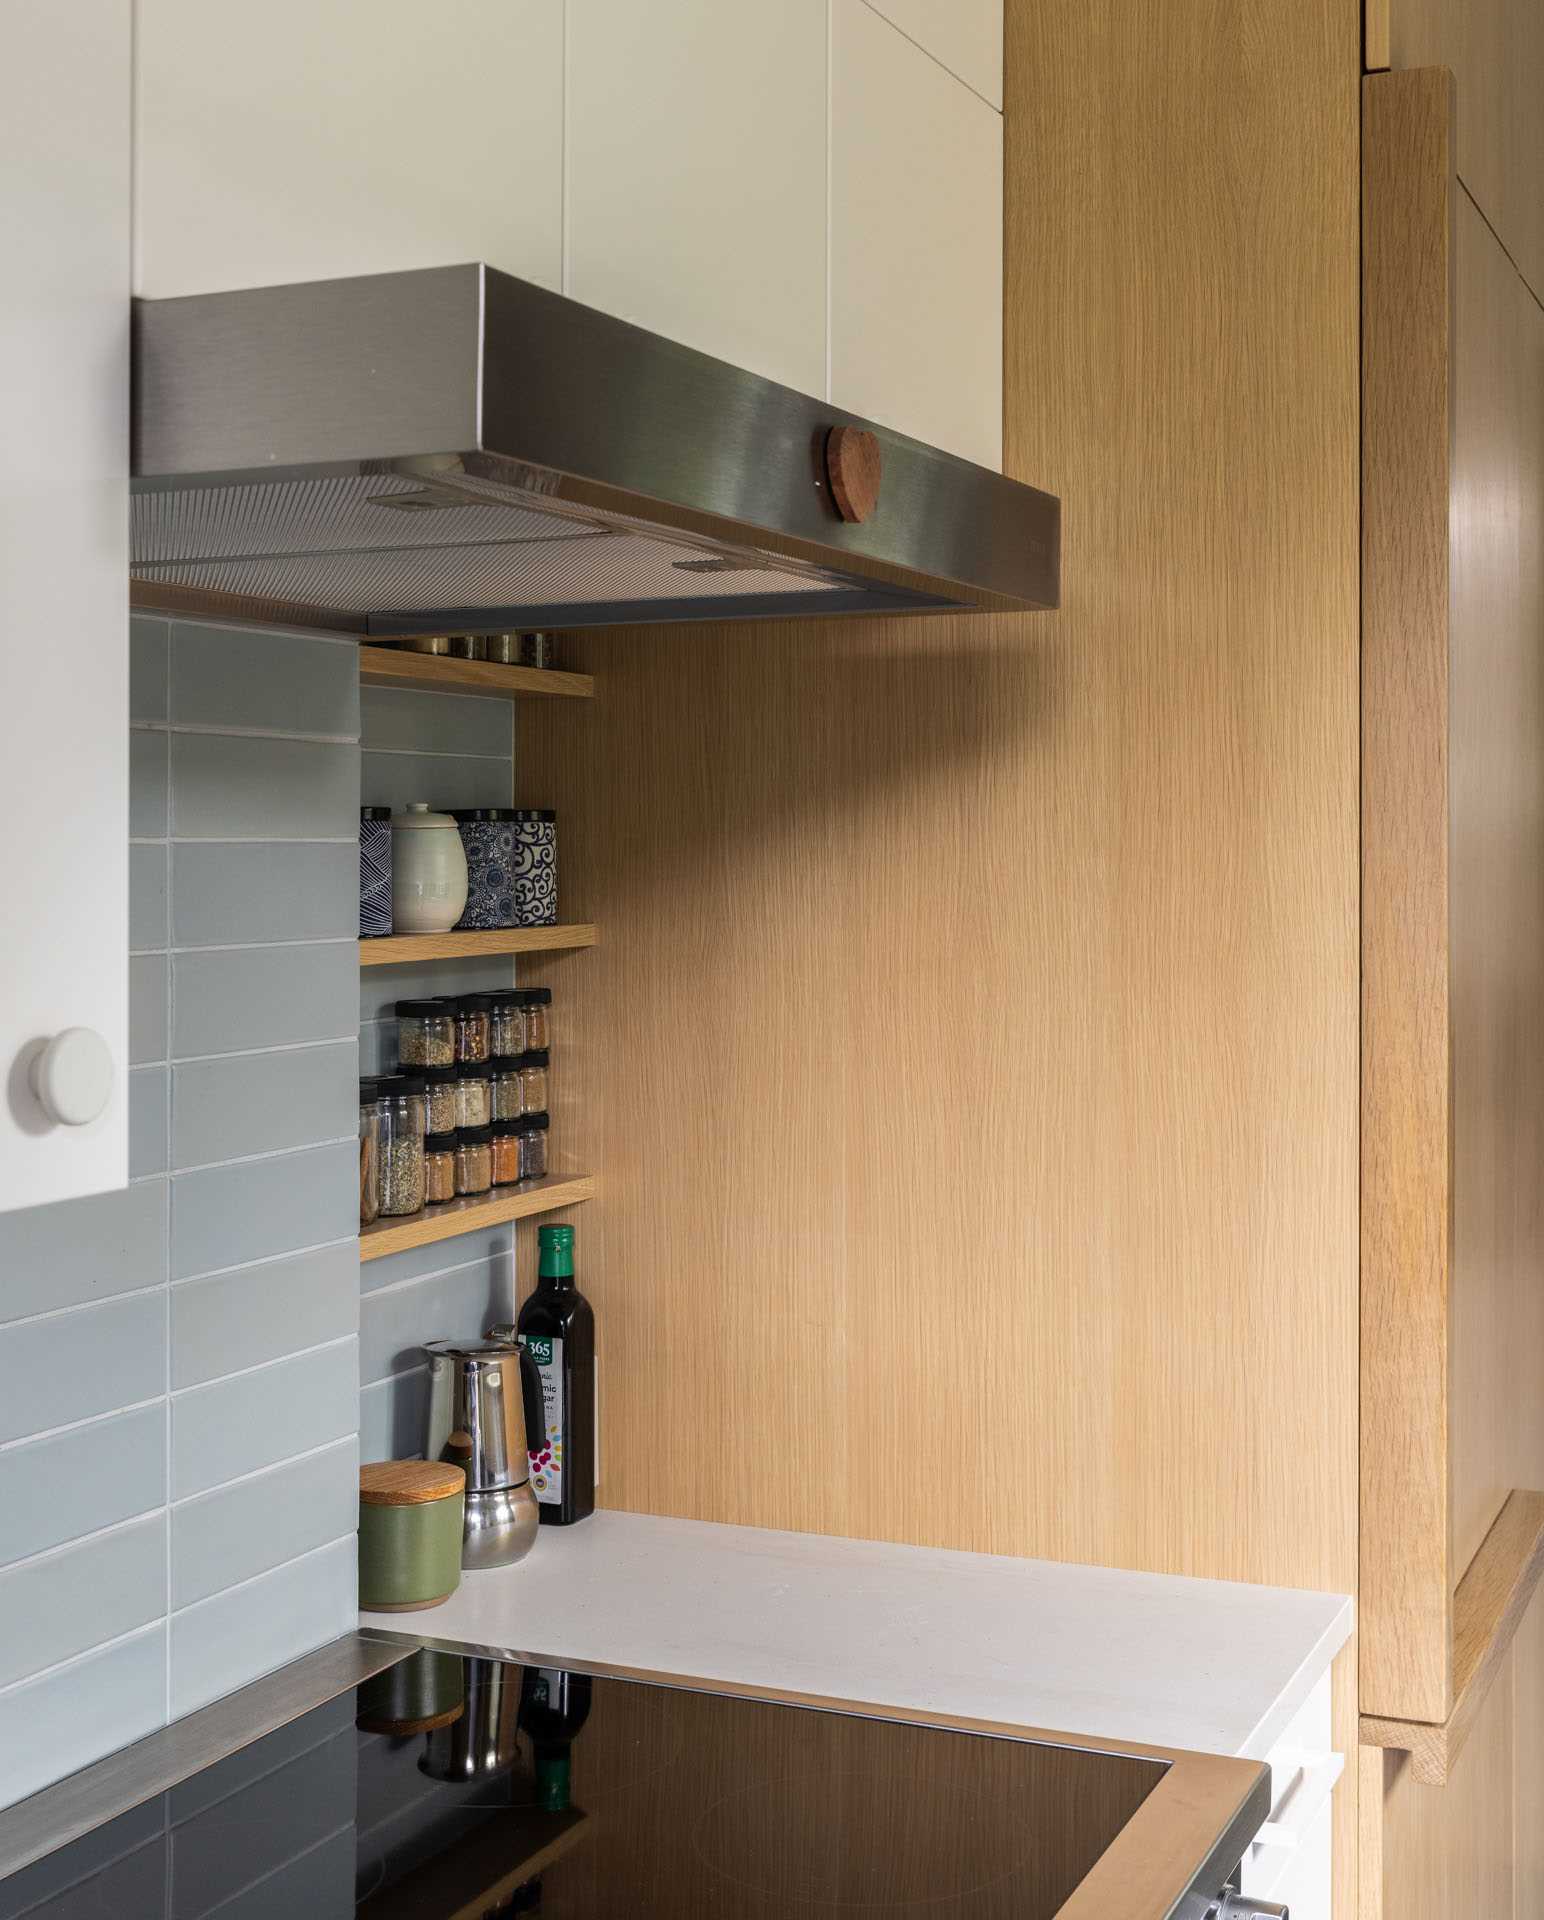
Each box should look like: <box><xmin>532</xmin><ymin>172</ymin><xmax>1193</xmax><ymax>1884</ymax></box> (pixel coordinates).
<box><xmin>1360</xmin><ymin>67</ymin><xmax>1456</xmax><ymax>1728</ymax></box>
<box><xmin>521</xmin><ymin>0</ymin><xmax>1358</xmax><ymax>1900</ymax></box>
<box><xmin>1446</xmin><ymin>188</ymin><xmax>1544</xmax><ymax>1587</ymax></box>
<box><xmin>1378</xmin><ymin>1644</ymin><xmax>1515</xmax><ymax>1919</ymax></box>
<box><xmin>1379</xmin><ymin>0</ymin><xmax>1544</xmax><ymax>307</ymax></box>
<box><xmin>1514</xmin><ymin>1586</ymin><xmax>1544</xmax><ymax>1917</ymax></box>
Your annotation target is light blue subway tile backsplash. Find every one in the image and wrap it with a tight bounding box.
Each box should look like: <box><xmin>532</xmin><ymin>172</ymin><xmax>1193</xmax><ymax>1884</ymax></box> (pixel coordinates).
<box><xmin>172</xmin><ymin>1438</ymin><xmax>357</xmax><ymax>1610</ymax></box>
<box><xmin>358</xmin><ymin>1254</ymin><xmax>513</xmax><ymax>1387</ymax></box>
<box><xmin>170</xmin><ymin>733</ymin><xmax>360</xmax><ymax>841</ymax></box>
<box><xmin>171</xmin><ymin>1241</ymin><xmax>358</xmax><ymax>1391</ymax></box>
<box><xmin>171</xmin><ymin>624</ymin><xmax>359</xmax><ymax>738</ymax></box>
<box><xmin>359</xmin><ymin>954</ymin><xmax>514</xmax><ymax>1023</ymax></box>
<box><xmin>0</xmin><ymin>613</ymin><xmax>365</xmax><ymax>1817</ymax></box>
<box><xmin>0</xmin><ymin>1405</ymin><xmax>166</xmax><ymax>1567</ymax></box>
<box><xmin>172</xmin><ymin>1338</ymin><xmax>358</xmax><ymax>1500</ymax></box>
<box><xmin>361</xmin><ymin>685</ymin><xmax>513</xmax><ymax>758</ymax></box>
<box><xmin>170</xmin><ymin>1536</ymin><xmax>357</xmax><ymax>1721</ymax></box>
<box><xmin>171</xmin><ymin>1140</ymin><xmax>357</xmax><ymax>1279</ymax></box>
<box><xmin>172</xmin><ymin>842</ymin><xmax>356</xmax><ymax>947</ymax></box>
<box><xmin>0</xmin><ymin>1513</ymin><xmax>168</xmax><ymax>1691</ymax></box>
<box><xmin>358</xmin><ymin>1369</ymin><xmax>427</xmax><ymax>1465</ymax></box>
<box><xmin>0</xmin><ymin>1291</ymin><xmax>166</xmax><ymax>1445</ymax></box>
<box><xmin>359</xmin><ymin>1221</ymin><xmax>517</xmax><ymax>1296</ymax></box>
<box><xmin>0</xmin><ymin>1178</ymin><xmax>167</xmax><ymax>1324</ymax></box>
<box><xmin>361</xmin><ymin>748</ymin><xmax>512</xmax><ymax>813</ymax></box>
<box><xmin>171</xmin><ymin>1041</ymin><xmax>356</xmax><ymax>1170</ymax></box>
<box><xmin>173</xmin><ymin>942</ymin><xmax>357</xmax><ymax>1059</ymax></box>
<box><xmin>0</xmin><ymin>1628</ymin><xmax>167</xmax><ymax>1811</ymax></box>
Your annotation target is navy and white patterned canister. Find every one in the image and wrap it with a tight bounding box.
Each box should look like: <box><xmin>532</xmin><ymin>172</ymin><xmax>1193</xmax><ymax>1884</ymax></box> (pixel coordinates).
<box><xmin>453</xmin><ymin>810</ymin><xmax>519</xmax><ymax>930</ymax></box>
<box><xmin>511</xmin><ymin>809</ymin><xmax>558</xmax><ymax>927</ymax></box>
<box><xmin>359</xmin><ymin>808</ymin><xmax>393</xmax><ymax>938</ymax></box>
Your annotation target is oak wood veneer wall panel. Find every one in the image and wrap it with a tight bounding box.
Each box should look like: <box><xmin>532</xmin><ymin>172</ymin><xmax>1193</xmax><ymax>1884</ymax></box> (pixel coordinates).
<box><xmin>519</xmin><ymin>0</ymin><xmax>1358</xmax><ymax>1894</ymax></box>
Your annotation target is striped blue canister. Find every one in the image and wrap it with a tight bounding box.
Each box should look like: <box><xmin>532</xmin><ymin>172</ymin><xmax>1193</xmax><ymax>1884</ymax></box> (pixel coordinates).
<box><xmin>359</xmin><ymin>807</ymin><xmax>393</xmax><ymax>937</ymax></box>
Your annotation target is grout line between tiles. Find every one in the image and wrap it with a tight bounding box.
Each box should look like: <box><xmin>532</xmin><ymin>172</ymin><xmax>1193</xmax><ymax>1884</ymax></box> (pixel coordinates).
<box><xmin>163</xmin><ymin>615</ymin><xmax>362</xmax><ymax>649</ymax></box>
<box><xmin>168</xmin><ymin>1531</ymin><xmax>355</xmax><ymax>1622</ymax></box>
<box><xmin>0</xmin><ymin>1503</ymin><xmax>167</xmax><ymax>1580</ymax></box>
<box><xmin>0</xmin><ymin>1394</ymin><xmax>167</xmax><ymax>1456</ymax></box>
<box><xmin>167</xmin><ymin>937</ymin><xmax>355</xmax><ymax>955</ymax></box>
<box><xmin>171</xmin><ymin>1332</ymin><xmax>356</xmax><ymax>1401</ymax></box>
<box><xmin>170</xmin><ymin>1434</ymin><xmax>356</xmax><ymax>1512</ymax></box>
<box><xmin>166</xmin><ymin>836</ymin><xmax>358</xmax><ymax>847</ymax></box>
<box><xmin>360</xmin><ymin>745</ymin><xmax>512</xmax><ymax>762</ymax></box>
<box><xmin>0</xmin><ymin>1279</ymin><xmax>167</xmax><ymax>1335</ymax></box>
<box><xmin>169</xmin><ymin>1035</ymin><xmax>358</xmax><ymax>1067</ymax></box>
<box><xmin>360</xmin><ymin>1245</ymin><xmax>514</xmax><ymax>1304</ymax></box>
<box><xmin>170</xmin><ymin>1234</ymin><xmax>358</xmax><ymax>1290</ymax></box>
<box><xmin>169</xmin><ymin>1133</ymin><xmax>354</xmax><ymax>1179</ymax></box>
<box><xmin>135</xmin><ymin>720</ymin><xmax>359</xmax><ymax>745</ymax></box>
<box><xmin>0</xmin><ymin>1620</ymin><xmax>165</xmax><ymax>1704</ymax></box>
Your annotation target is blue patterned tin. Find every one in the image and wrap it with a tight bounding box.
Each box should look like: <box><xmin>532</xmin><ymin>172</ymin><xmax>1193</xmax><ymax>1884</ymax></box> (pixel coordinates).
<box><xmin>359</xmin><ymin>808</ymin><xmax>392</xmax><ymax>937</ymax></box>
<box><xmin>511</xmin><ymin>809</ymin><xmax>558</xmax><ymax>927</ymax></box>
<box><xmin>453</xmin><ymin>810</ymin><xmax>519</xmax><ymax>930</ymax></box>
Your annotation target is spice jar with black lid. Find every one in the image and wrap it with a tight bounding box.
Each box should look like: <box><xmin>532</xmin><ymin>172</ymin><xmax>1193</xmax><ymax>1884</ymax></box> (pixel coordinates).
<box><xmin>488</xmin><ymin>990</ymin><xmax>526</xmax><ymax>1059</ymax></box>
<box><xmin>454</xmin><ymin>994</ymin><xmax>492</xmax><ymax>1064</ymax></box>
<box><xmin>491</xmin><ymin>1119</ymin><xmax>523</xmax><ymax>1185</ymax></box>
<box><xmin>515</xmin><ymin>1049</ymin><xmax>549</xmax><ymax>1114</ymax></box>
<box><xmin>515</xmin><ymin>1111</ymin><xmax>549</xmax><ymax>1180</ymax></box>
<box><xmin>423</xmin><ymin>1132</ymin><xmax>457</xmax><ymax>1205</ymax></box>
<box><xmin>456</xmin><ymin>1062</ymin><xmax>492</xmax><ymax>1129</ymax></box>
<box><xmin>489</xmin><ymin>1056</ymin><xmax>523</xmax><ymax>1122</ymax></box>
<box><xmin>376</xmin><ymin>1077</ymin><xmax>426</xmax><ymax>1217</ymax></box>
<box><xmin>397</xmin><ymin>1000</ymin><xmax>454</xmax><ymax>1068</ymax></box>
<box><xmin>455</xmin><ymin>1126</ymin><xmax>494</xmax><ymax>1196</ymax></box>
<box><xmin>422</xmin><ymin>1064</ymin><xmax>459</xmax><ymax>1136</ymax></box>
<box><xmin>517</xmin><ymin>987</ymin><xmax>552</xmax><ymax>1052</ymax></box>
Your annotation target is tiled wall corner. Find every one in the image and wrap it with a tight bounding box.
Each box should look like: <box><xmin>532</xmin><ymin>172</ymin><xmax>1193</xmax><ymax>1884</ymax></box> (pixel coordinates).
<box><xmin>0</xmin><ymin>617</ymin><xmax>363</xmax><ymax>1810</ymax></box>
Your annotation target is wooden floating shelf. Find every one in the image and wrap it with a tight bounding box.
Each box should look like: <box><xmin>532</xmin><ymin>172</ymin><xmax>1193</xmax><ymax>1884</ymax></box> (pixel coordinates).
<box><xmin>359</xmin><ymin>924</ymin><xmax>597</xmax><ymax>967</ymax></box>
<box><xmin>1361</xmin><ymin>1487</ymin><xmax>1544</xmax><ymax>1783</ymax></box>
<box><xmin>359</xmin><ymin>644</ymin><xmax>594</xmax><ymax>700</ymax></box>
<box><xmin>360</xmin><ymin>1171</ymin><xmax>596</xmax><ymax>1262</ymax></box>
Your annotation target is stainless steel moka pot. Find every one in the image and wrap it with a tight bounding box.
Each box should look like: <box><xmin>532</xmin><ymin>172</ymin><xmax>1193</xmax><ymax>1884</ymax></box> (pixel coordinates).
<box><xmin>423</xmin><ymin>1339</ymin><xmax>543</xmax><ymax>1569</ymax></box>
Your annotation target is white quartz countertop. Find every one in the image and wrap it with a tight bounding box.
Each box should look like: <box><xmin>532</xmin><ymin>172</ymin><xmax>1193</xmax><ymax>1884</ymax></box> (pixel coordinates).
<box><xmin>361</xmin><ymin>1510</ymin><xmax>1352</xmax><ymax>1761</ymax></box>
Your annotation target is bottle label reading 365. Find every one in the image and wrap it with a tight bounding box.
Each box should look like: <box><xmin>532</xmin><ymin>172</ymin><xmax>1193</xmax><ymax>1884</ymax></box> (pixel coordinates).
<box><xmin>522</xmin><ymin>1334</ymin><xmax>564</xmax><ymax>1504</ymax></box>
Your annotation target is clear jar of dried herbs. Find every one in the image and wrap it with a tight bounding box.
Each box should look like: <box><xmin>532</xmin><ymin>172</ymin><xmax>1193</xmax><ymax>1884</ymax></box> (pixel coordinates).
<box><xmin>396</xmin><ymin>999</ymin><xmax>454</xmax><ymax>1068</ymax></box>
<box><xmin>491</xmin><ymin>1119</ymin><xmax>523</xmax><ymax>1185</ymax></box>
<box><xmin>422</xmin><ymin>1064</ymin><xmax>459</xmax><ymax>1135</ymax></box>
<box><xmin>456</xmin><ymin>1063</ymin><xmax>491</xmax><ymax>1129</ymax></box>
<box><xmin>515</xmin><ymin>1111</ymin><xmax>549</xmax><ymax>1180</ymax></box>
<box><xmin>455</xmin><ymin>994</ymin><xmax>492</xmax><ymax>1064</ymax></box>
<box><xmin>359</xmin><ymin>1080</ymin><xmax>384</xmax><ymax>1226</ymax></box>
<box><xmin>515</xmin><ymin>1049</ymin><xmax>549</xmax><ymax>1114</ymax></box>
<box><xmin>517</xmin><ymin>987</ymin><xmax>551</xmax><ymax>1052</ymax></box>
<box><xmin>447</xmin><ymin>634</ymin><xmax>486</xmax><ymax>660</ymax></box>
<box><xmin>376</xmin><ymin>1077</ymin><xmax>426</xmax><ymax>1217</ymax></box>
<box><xmin>488</xmin><ymin>990</ymin><xmax>525</xmax><ymax>1058</ymax></box>
<box><xmin>489</xmin><ymin>1056</ymin><xmax>523</xmax><ymax>1122</ymax></box>
<box><xmin>455</xmin><ymin>1126</ymin><xmax>494</xmax><ymax>1196</ymax></box>
<box><xmin>423</xmin><ymin>1131</ymin><xmax>457</xmax><ymax>1205</ymax></box>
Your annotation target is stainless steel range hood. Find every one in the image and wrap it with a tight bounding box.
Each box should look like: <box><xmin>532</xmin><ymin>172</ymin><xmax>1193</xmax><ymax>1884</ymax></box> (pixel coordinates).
<box><xmin>131</xmin><ymin>264</ymin><xmax>1059</xmax><ymax>634</ymax></box>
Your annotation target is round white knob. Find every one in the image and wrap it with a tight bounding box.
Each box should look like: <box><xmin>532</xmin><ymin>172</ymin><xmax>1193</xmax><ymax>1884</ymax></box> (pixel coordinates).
<box><xmin>30</xmin><ymin>1028</ymin><xmax>114</xmax><ymax>1127</ymax></box>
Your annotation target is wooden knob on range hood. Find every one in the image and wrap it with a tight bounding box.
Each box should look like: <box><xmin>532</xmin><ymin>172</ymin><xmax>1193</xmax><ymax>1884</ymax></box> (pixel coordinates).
<box><xmin>824</xmin><ymin>426</ymin><xmax>882</xmax><ymax>523</ymax></box>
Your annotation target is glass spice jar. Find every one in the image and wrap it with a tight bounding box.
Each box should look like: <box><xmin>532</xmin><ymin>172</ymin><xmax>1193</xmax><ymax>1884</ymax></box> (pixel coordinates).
<box><xmin>456</xmin><ymin>1063</ymin><xmax>491</xmax><ymax>1129</ymax></box>
<box><xmin>489</xmin><ymin>1056</ymin><xmax>523</xmax><ymax>1122</ymax></box>
<box><xmin>378</xmin><ymin>1073</ymin><xmax>428</xmax><ymax>1137</ymax></box>
<box><xmin>455</xmin><ymin>1126</ymin><xmax>494</xmax><ymax>1196</ymax></box>
<box><xmin>376</xmin><ymin>1079</ymin><xmax>426</xmax><ymax>1217</ymax></box>
<box><xmin>422</xmin><ymin>1064</ymin><xmax>459</xmax><ymax>1135</ymax></box>
<box><xmin>488</xmin><ymin>990</ymin><xmax>525</xmax><ymax>1058</ymax></box>
<box><xmin>517</xmin><ymin>987</ymin><xmax>551</xmax><ymax>1052</ymax></box>
<box><xmin>483</xmin><ymin>631</ymin><xmax>520</xmax><ymax>666</ymax></box>
<box><xmin>454</xmin><ymin>994</ymin><xmax>492</xmax><ymax>1064</ymax></box>
<box><xmin>396</xmin><ymin>999</ymin><xmax>455</xmax><ymax>1068</ymax></box>
<box><xmin>423</xmin><ymin>1131</ymin><xmax>457</xmax><ymax>1204</ymax></box>
<box><xmin>491</xmin><ymin>1119</ymin><xmax>523</xmax><ymax>1185</ymax></box>
<box><xmin>359</xmin><ymin>1081</ymin><xmax>383</xmax><ymax>1226</ymax></box>
<box><xmin>515</xmin><ymin>1048</ymin><xmax>549</xmax><ymax>1114</ymax></box>
<box><xmin>515</xmin><ymin>1111</ymin><xmax>549</xmax><ymax>1180</ymax></box>
<box><xmin>447</xmin><ymin>634</ymin><xmax>486</xmax><ymax>660</ymax></box>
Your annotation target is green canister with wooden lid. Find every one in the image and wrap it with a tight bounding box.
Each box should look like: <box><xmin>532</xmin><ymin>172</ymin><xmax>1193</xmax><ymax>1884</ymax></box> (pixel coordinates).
<box><xmin>358</xmin><ymin>1461</ymin><xmax>466</xmax><ymax>1611</ymax></box>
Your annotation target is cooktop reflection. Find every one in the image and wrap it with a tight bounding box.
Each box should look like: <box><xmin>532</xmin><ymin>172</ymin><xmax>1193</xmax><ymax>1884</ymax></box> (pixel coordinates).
<box><xmin>2</xmin><ymin>1651</ymin><xmax>1168</xmax><ymax>1918</ymax></box>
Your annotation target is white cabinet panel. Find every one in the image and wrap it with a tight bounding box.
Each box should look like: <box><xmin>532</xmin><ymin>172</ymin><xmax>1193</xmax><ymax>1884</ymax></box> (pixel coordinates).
<box><xmin>566</xmin><ymin>0</ymin><xmax>827</xmax><ymax>396</ymax></box>
<box><xmin>860</xmin><ymin>0</ymin><xmax>1002</xmax><ymax>109</ymax></box>
<box><xmin>830</xmin><ymin>0</ymin><xmax>1003</xmax><ymax>467</ymax></box>
<box><xmin>0</xmin><ymin>4</ymin><xmax>128</xmax><ymax>1212</ymax></box>
<box><xmin>134</xmin><ymin>0</ymin><xmax>563</xmax><ymax>296</ymax></box>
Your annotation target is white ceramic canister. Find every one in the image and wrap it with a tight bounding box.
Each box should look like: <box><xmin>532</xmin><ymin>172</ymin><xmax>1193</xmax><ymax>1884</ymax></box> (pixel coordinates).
<box><xmin>392</xmin><ymin>805</ymin><xmax>469</xmax><ymax>933</ymax></box>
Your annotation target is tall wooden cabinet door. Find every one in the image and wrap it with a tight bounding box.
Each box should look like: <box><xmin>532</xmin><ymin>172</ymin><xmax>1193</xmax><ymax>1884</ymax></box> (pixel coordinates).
<box><xmin>1361</xmin><ymin>65</ymin><xmax>1544</xmax><ymax>1777</ymax></box>
<box><xmin>829</xmin><ymin>0</ymin><xmax>1003</xmax><ymax>467</ymax></box>
<box><xmin>134</xmin><ymin>0</ymin><xmax>564</xmax><ymax>295</ymax></box>
<box><xmin>565</xmin><ymin>0</ymin><xmax>827</xmax><ymax>397</ymax></box>
<box><xmin>0</xmin><ymin>5</ymin><xmax>129</xmax><ymax>1214</ymax></box>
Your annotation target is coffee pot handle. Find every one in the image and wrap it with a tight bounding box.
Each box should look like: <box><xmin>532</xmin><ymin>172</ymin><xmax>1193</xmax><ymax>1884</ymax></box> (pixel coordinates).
<box><xmin>519</xmin><ymin>1347</ymin><xmax>547</xmax><ymax>1462</ymax></box>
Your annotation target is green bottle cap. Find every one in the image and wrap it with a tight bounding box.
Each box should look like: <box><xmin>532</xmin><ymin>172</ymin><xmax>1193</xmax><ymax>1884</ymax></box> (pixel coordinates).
<box><xmin>536</xmin><ymin>1749</ymin><xmax>572</xmax><ymax>1811</ymax></box>
<box><xmin>538</xmin><ymin>1222</ymin><xmax>575</xmax><ymax>1278</ymax></box>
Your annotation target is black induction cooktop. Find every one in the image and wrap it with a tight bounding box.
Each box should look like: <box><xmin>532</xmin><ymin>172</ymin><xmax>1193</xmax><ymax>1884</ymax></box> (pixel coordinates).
<box><xmin>0</xmin><ymin>1647</ymin><xmax>1265</xmax><ymax>1919</ymax></box>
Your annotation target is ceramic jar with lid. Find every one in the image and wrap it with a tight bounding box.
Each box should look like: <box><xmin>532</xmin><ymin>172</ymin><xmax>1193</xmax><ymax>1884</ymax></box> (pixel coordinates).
<box><xmin>511</xmin><ymin>811</ymin><xmax>558</xmax><ymax>926</ymax></box>
<box><xmin>453</xmin><ymin>810</ymin><xmax>519</xmax><ymax>930</ymax></box>
<box><xmin>358</xmin><ymin>1461</ymin><xmax>465</xmax><ymax>1612</ymax></box>
<box><xmin>391</xmin><ymin>805</ymin><xmax>468</xmax><ymax>933</ymax></box>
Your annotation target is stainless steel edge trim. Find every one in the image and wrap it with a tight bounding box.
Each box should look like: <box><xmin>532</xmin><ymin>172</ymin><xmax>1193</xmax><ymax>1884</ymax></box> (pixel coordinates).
<box><xmin>0</xmin><ymin>1634</ymin><xmax>411</xmax><ymax>1886</ymax></box>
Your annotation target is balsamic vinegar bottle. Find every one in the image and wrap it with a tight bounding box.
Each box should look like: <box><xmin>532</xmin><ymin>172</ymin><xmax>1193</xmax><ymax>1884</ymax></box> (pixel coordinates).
<box><xmin>519</xmin><ymin>1665</ymin><xmax>593</xmax><ymax>1812</ymax></box>
<box><xmin>517</xmin><ymin>1223</ymin><xmax>595</xmax><ymax>1525</ymax></box>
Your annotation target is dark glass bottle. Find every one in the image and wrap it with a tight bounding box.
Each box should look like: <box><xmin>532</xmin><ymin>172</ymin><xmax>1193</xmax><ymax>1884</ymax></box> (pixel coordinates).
<box><xmin>519</xmin><ymin>1665</ymin><xmax>593</xmax><ymax>1812</ymax></box>
<box><xmin>517</xmin><ymin>1223</ymin><xmax>595</xmax><ymax>1525</ymax></box>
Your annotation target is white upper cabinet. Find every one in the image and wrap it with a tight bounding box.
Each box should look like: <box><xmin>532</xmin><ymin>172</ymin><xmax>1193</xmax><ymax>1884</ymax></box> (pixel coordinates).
<box><xmin>564</xmin><ymin>0</ymin><xmax>828</xmax><ymax>398</ymax></box>
<box><xmin>860</xmin><ymin>0</ymin><xmax>1003</xmax><ymax>109</ymax></box>
<box><xmin>829</xmin><ymin>0</ymin><xmax>1003</xmax><ymax>469</ymax></box>
<box><xmin>0</xmin><ymin>3</ymin><xmax>129</xmax><ymax>1214</ymax></box>
<box><xmin>133</xmin><ymin>0</ymin><xmax>564</xmax><ymax>295</ymax></box>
